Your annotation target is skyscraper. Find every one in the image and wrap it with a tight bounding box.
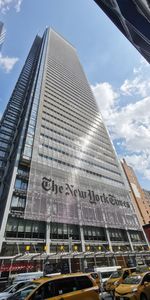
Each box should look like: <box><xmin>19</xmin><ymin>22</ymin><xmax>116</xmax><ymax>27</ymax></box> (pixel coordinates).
<box><xmin>94</xmin><ymin>0</ymin><xmax>150</xmax><ymax>63</ymax></box>
<box><xmin>0</xmin><ymin>28</ymin><xmax>148</xmax><ymax>270</ymax></box>
<box><xmin>0</xmin><ymin>22</ymin><xmax>5</xmax><ymax>51</ymax></box>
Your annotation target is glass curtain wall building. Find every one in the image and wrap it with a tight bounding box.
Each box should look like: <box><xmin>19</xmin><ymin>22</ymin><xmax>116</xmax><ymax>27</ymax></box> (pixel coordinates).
<box><xmin>0</xmin><ymin>21</ymin><xmax>5</xmax><ymax>51</ymax></box>
<box><xmin>0</xmin><ymin>28</ymin><xmax>148</xmax><ymax>269</ymax></box>
<box><xmin>94</xmin><ymin>0</ymin><xmax>150</xmax><ymax>64</ymax></box>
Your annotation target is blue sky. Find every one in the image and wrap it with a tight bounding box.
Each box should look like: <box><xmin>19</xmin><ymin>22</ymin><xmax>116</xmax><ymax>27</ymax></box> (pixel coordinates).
<box><xmin>0</xmin><ymin>0</ymin><xmax>150</xmax><ymax>189</ymax></box>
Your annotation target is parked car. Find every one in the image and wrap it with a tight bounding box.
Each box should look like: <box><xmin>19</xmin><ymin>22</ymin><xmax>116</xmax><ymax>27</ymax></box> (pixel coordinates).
<box><xmin>105</xmin><ymin>267</ymin><xmax>136</xmax><ymax>294</ymax></box>
<box><xmin>29</xmin><ymin>273</ymin><xmax>100</xmax><ymax>300</ymax></box>
<box><xmin>94</xmin><ymin>265</ymin><xmax>122</xmax><ymax>292</ymax></box>
<box><xmin>115</xmin><ymin>271</ymin><xmax>150</xmax><ymax>300</ymax></box>
<box><xmin>7</xmin><ymin>283</ymin><xmax>41</xmax><ymax>300</ymax></box>
<box><xmin>0</xmin><ymin>281</ymin><xmax>33</xmax><ymax>300</ymax></box>
<box><xmin>7</xmin><ymin>273</ymin><xmax>100</xmax><ymax>300</ymax></box>
<box><xmin>88</xmin><ymin>272</ymin><xmax>100</xmax><ymax>289</ymax></box>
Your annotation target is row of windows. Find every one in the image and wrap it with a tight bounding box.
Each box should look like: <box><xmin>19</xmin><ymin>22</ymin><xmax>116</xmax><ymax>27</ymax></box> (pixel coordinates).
<box><xmin>18</xmin><ymin>167</ymin><xmax>29</xmax><ymax>177</ymax></box>
<box><xmin>109</xmin><ymin>228</ymin><xmax>128</xmax><ymax>241</ymax></box>
<box><xmin>48</xmin><ymin>57</ymin><xmax>94</xmax><ymax>98</ymax></box>
<box><xmin>0</xmin><ymin>141</ymin><xmax>10</xmax><ymax>150</ymax></box>
<box><xmin>6</xmin><ymin>216</ymin><xmax>139</xmax><ymax>245</ymax></box>
<box><xmin>7</xmin><ymin>104</ymin><xmax>20</xmax><ymax>115</ymax></box>
<box><xmin>10</xmin><ymin>96</ymin><xmax>23</xmax><ymax>107</ymax></box>
<box><xmin>0</xmin><ymin>132</ymin><xmax>12</xmax><ymax>141</ymax></box>
<box><xmin>11</xmin><ymin>195</ymin><xmax>26</xmax><ymax>211</ymax></box>
<box><xmin>51</xmin><ymin>223</ymin><xmax>80</xmax><ymax>240</ymax></box>
<box><xmin>44</xmin><ymin>92</ymin><xmax>103</xmax><ymax>130</ymax></box>
<box><xmin>42</xmin><ymin>115</ymin><xmax>111</xmax><ymax>153</ymax></box>
<box><xmin>6</xmin><ymin>217</ymin><xmax>45</xmax><ymax>239</ymax></box>
<box><xmin>15</xmin><ymin>178</ymin><xmax>28</xmax><ymax>191</ymax></box>
<box><xmin>48</xmin><ymin>57</ymin><xmax>88</xmax><ymax>91</ymax></box>
<box><xmin>44</xmin><ymin>94</ymin><xmax>102</xmax><ymax>131</ymax></box>
<box><xmin>43</xmin><ymin>107</ymin><xmax>105</xmax><ymax>145</ymax></box>
<box><xmin>4</xmin><ymin>117</ymin><xmax>17</xmax><ymax>128</ymax></box>
<box><xmin>0</xmin><ymin>150</ymin><xmax>7</xmax><ymax>158</ymax></box>
<box><xmin>45</xmin><ymin>78</ymin><xmax>96</xmax><ymax>119</ymax></box>
<box><xmin>44</xmin><ymin>85</ymin><xmax>99</xmax><ymax>122</ymax></box>
<box><xmin>39</xmin><ymin>153</ymin><xmax>124</xmax><ymax>184</ymax></box>
<box><xmin>0</xmin><ymin>38</ymin><xmax>41</xmax><ymax>184</ymax></box>
<box><xmin>83</xmin><ymin>226</ymin><xmax>106</xmax><ymax>241</ymax></box>
<box><xmin>45</xmin><ymin>83</ymin><xmax>97</xmax><ymax>119</ymax></box>
<box><xmin>43</xmin><ymin>99</ymin><xmax>108</xmax><ymax>142</ymax></box>
<box><xmin>41</xmin><ymin>124</ymin><xmax>115</xmax><ymax>161</ymax></box>
<box><xmin>40</xmin><ymin>132</ymin><xmax>118</xmax><ymax>168</ymax></box>
<box><xmin>41</xmin><ymin>143</ymin><xmax>121</xmax><ymax>176</ymax></box>
<box><xmin>0</xmin><ymin>125</ymin><xmax>15</xmax><ymax>134</ymax></box>
<box><xmin>46</xmin><ymin>69</ymin><xmax>97</xmax><ymax>111</ymax></box>
<box><xmin>22</xmin><ymin>30</ymin><xmax>48</xmax><ymax>160</ymax></box>
<box><xmin>130</xmin><ymin>231</ymin><xmax>145</xmax><ymax>242</ymax></box>
<box><xmin>47</xmin><ymin>60</ymin><xmax>96</xmax><ymax>108</ymax></box>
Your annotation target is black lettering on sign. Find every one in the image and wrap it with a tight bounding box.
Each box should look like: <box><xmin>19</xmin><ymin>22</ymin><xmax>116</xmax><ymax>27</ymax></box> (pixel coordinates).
<box><xmin>41</xmin><ymin>177</ymin><xmax>131</xmax><ymax>209</ymax></box>
<box><xmin>42</xmin><ymin>177</ymin><xmax>52</xmax><ymax>191</ymax></box>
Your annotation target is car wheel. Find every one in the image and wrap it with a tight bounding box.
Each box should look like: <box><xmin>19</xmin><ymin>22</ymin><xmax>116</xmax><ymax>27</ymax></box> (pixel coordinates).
<box><xmin>140</xmin><ymin>293</ymin><xmax>148</xmax><ymax>300</ymax></box>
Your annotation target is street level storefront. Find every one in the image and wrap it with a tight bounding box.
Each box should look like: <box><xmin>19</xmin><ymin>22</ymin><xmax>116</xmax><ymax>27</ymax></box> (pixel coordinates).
<box><xmin>0</xmin><ymin>248</ymin><xmax>150</xmax><ymax>277</ymax></box>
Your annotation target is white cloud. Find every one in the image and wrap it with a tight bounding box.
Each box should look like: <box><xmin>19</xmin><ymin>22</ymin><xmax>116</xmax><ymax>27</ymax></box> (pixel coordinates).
<box><xmin>120</xmin><ymin>77</ymin><xmax>150</xmax><ymax>97</ymax></box>
<box><xmin>15</xmin><ymin>0</ymin><xmax>21</xmax><ymax>11</ymax></box>
<box><xmin>0</xmin><ymin>53</ymin><xmax>19</xmax><ymax>72</ymax></box>
<box><xmin>120</xmin><ymin>58</ymin><xmax>150</xmax><ymax>98</ymax></box>
<box><xmin>91</xmin><ymin>82</ymin><xmax>118</xmax><ymax>119</ymax></box>
<box><xmin>92</xmin><ymin>60</ymin><xmax>150</xmax><ymax>184</ymax></box>
<box><xmin>0</xmin><ymin>0</ymin><xmax>22</xmax><ymax>13</ymax></box>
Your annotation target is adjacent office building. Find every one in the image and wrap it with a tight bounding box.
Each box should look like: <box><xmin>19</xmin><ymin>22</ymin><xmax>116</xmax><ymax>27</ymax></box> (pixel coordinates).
<box><xmin>94</xmin><ymin>0</ymin><xmax>150</xmax><ymax>63</ymax></box>
<box><xmin>121</xmin><ymin>159</ymin><xmax>150</xmax><ymax>226</ymax></box>
<box><xmin>143</xmin><ymin>190</ymin><xmax>150</xmax><ymax>243</ymax></box>
<box><xmin>0</xmin><ymin>28</ymin><xmax>148</xmax><ymax>270</ymax></box>
<box><xmin>122</xmin><ymin>159</ymin><xmax>150</xmax><ymax>245</ymax></box>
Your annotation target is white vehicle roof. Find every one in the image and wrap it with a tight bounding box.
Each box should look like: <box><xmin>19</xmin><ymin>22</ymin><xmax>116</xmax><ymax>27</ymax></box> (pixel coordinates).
<box><xmin>13</xmin><ymin>271</ymin><xmax>43</xmax><ymax>282</ymax></box>
<box><xmin>94</xmin><ymin>266</ymin><xmax>121</xmax><ymax>273</ymax></box>
<box><xmin>0</xmin><ymin>292</ymin><xmax>11</xmax><ymax>299</ymax></box>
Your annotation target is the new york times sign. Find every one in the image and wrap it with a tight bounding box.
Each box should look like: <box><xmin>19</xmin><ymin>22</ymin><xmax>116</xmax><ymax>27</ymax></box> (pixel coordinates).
<box><xmin>42</xmin><ymin>177</ymin><xmax>130</xmax><ymax>208</ymax></box>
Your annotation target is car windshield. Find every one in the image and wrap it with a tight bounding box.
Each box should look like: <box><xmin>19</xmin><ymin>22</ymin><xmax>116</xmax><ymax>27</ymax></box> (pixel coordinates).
<box><xmin>123</xmin><ymin>275</ymin><xmax>142</xmax><ymax>284</ymax></box>
<box><xmin>111</xmin><ymin>270</ymin><xmax>123</xmax><ymax>278</ymax></box>
<box><xmin>136</xmin><ymin>266</ymin><xmax>149</xmax><ymax>273</ymax></box>
<box><xmin>7</xmin><ymin>283</ymin><xmax>40</xmax><ymax>300</ymax></box>
<box><xmin>3</xmin><ymin>285</ymin><xmax>16</xmax><ymax>292</ymax></box>
<box><xmin>101</xmin><ymin>272</ymin><xmax>112</xmax><ymax>279</ymax></box>
<box><xmin>3</xmin><ymin>281</ymin><xmax>34</xmax><ymax>294</ymax></box>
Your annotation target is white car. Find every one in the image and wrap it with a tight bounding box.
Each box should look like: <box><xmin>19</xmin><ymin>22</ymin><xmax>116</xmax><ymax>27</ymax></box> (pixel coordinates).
<box><xmin>0</xmin><ymin>281</ymin><xmax>31</xmax><ymax>300</ymax></box>
<box><xmin>7</xmin><ymin>283</ymin><xmax>40</xmax><ymax>300</ymax></box>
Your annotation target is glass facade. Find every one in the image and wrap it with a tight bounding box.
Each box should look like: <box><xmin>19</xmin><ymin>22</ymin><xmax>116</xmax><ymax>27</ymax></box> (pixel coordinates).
<box><xmin>0</xmin><ymin>28</ymin><xmax>148</xmax><ymax>266</ymax></box>
<box><xmin>25</xmin><ymin>30</ymin><xmax>139</xmax><ymax>232</ymax></box>
<box><xmin>0</xmin><ymin>35</ymin><xmax>42</xmax><ymax>225</ymax></box>
<box><xmin>0</xmin><ymin>21</ymin><xmax>5</xmax><ymax>51</ymax></box>
<box><xmin>94</xmin><ymin>0</ymin><xmax>150</xmax><ymax>63</ymax></box>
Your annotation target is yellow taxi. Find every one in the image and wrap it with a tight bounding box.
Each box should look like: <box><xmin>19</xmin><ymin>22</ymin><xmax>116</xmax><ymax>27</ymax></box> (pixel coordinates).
<box><xmin>105</xmin><ymin>267</ymin><xmax>136</xmax><ymax>293</ymax></box>
<box><xmin>115</xmin><ymin>271</ymin><xmax>150</xmax><ymax>300</ymax></box>
<box><xmin>87</xmin><ymin>272</ymin><xmax>101</xmax><ymax>289</ymax></box>
<box><xmin>8</xmin><ymin>273</ymin><xmax>100</xmax><ymax>300</ymax></box>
